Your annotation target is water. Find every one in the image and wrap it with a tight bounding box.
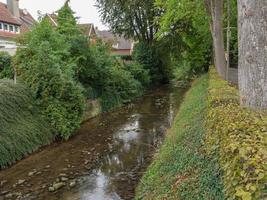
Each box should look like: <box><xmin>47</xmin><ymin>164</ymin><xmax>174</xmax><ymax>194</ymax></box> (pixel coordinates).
<box><xmin>0</xmin><ymin>85</ymin><xmax>186</xmax><ymax>200</ymax></box>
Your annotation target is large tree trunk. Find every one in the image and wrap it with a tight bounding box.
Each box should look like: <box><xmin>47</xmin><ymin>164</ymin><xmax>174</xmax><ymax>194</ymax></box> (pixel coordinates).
<box><xmin>238</xmin><ymin>0</ymin><xmax>267</xmax><ymax>110</ymax></box>
<box><xmin>205</xmin><ymin>0</ymin><xmax>227</xmax><ymax>79</ymax></box>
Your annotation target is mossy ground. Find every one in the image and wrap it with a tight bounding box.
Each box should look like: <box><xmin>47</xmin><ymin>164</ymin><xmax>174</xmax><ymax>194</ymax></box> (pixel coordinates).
<box><xmin>135</xmin><ymin>74</ymin><xmax>225</xmax><ymax>200</ymax></box>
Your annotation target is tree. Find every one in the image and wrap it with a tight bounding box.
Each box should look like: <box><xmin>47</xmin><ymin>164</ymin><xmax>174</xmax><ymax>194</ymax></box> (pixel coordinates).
<box><xmin>204</xmin><ymin>0</ymin><xmax>227</xmax><ymax>79</ymax></box>
<box><xmin>15</xmin><ymin>19</ymin><xmax>85</xmax><ymax>140</ymax></box>
<box><xmin>237</xmin><ymin>1</ymin><xmax>267</xmax><ymax>109</ymax></box>
<box><xmin>96</xmin><ymin>0</ymin><xmax>161</xmax><ymax>44</ymax></box>
<box><xmin>157</xmin><ymin>0</ymin><xmax>212</xmax><ymax>81</ymax></box>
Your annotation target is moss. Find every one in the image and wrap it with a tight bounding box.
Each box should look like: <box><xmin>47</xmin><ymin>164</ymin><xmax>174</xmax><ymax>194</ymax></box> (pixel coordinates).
<box><xmin>135</xmin><ymin>74</ymin><xmax>225</xmax><ymax>200</ymax></box>
<box><xmin>206</xmin><ymin>69</ymin><xmax>267</xmax><ymax>200</ymax></box>
<box><xmin>0</xmin><ymin>79</ymin><xmax>54</xmax><ymax>168</ymax></box>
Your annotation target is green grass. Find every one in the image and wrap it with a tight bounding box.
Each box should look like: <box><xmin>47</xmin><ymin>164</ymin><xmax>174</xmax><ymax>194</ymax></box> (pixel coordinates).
<box><xmin>0</xmin><ymin>79</ymin><xmax>54</xmax><ymax>168</ymax></box>
<box><xmin>135</xmin><ymin>74</ymin><xmax>225</xmax><ymax>200</ymax></box>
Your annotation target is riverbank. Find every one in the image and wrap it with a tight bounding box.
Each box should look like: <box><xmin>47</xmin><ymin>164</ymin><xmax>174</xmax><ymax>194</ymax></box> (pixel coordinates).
<box><xmin>135</xmin><ymin>70</ymin><xmax>267</xmax><ymax>200</ymax></box>
<box><xmin>135</xmin><ymin>74</ymin><xmax>225</xmax><ymax>199</ymax></box>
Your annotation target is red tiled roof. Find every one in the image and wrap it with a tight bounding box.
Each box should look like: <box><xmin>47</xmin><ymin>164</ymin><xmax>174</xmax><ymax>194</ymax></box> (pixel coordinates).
<box><xmin>0</xmin><ymin>2</ymin><xmax>21</xmax><ymax>25</ymax></box>
<box><xmin>0</xmin><ymin>2</ymin><xmax>35</xmax><ymax>38</ymax></box>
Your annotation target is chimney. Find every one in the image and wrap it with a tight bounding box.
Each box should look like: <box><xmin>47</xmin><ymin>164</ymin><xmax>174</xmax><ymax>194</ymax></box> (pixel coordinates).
<box><xmin>7</xmin><ymin>0</ymin><xmax>20</xmax><ymax>18</ymax></box>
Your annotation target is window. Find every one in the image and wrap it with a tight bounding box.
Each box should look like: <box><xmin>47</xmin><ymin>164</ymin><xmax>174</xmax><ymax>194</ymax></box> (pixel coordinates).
<box><xmin>4</xmin><ymin>24</ymin><xmax>8</xmax><ymax>31</ymax></box>
<box><xmin>9</xmin><ymin>25</ymin><xmax>14</xmax><ymax>32</ymax></box>
<box><xmin>0</xmin><ymin>23</ymin><xmax>2</xmax><ymax>30</ymax></box>
<box><xmin>15</xmin><ymin>26</ymin><xmax>19</xmax><ymax>33</ymax></box>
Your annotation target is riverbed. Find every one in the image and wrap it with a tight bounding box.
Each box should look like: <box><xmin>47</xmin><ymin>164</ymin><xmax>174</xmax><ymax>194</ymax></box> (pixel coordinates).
<box><xmin>0</xmin><ymin>85</ymin><xmax>186</xmax><ymax>200</ymax></box>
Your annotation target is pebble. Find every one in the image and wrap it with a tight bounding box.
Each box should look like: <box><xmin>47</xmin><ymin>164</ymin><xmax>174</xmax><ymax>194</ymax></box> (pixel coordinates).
<box><xmin>0</xmin><ymin>180</ymin><xmax>7</xmax><ymax>187</ymax></box>
<box><xmin>17</xmin><ymin>179</ymin><xmax>26</xmax><ymax>185</ymax></box>
<box><xmin>28</xmin><ymin>171</ymin><xmax>36</xmax><ymax>176</ymax></box>
<box><xmin>4</xmin><ymin>193</ymin><xmax>13</xmax><ymax>199</ymax></box>
<box><xmin>69</xmin><ymin>181</ymin><xmax>76</xmax><ymax>188</ymax></box>
<box><xmin>59</xmin><ymin>173</ymin><xmax>67</xmax><ymax>177</ymax></box>
<box><xmin>45</xmin><ymin>165</ymin><xmax>51</xmax><ymax>169</ymax></box>
<box><xmin>61</xmin><ymin>177</ymin><xmax>68</xmax><ymax>182</ymax></box>
<box><xmin>48</xmin><ymin>182</ymin><xmax>65</xmax><ymax>192</ymax></box>
<box><xmin>1</xmin><ymin>191</ymin><xmax>9</xmax><ymax>195</ymax></box>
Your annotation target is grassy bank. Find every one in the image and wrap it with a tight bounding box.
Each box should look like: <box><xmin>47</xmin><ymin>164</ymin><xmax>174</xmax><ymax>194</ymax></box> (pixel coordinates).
<box><xmin>0</xmin><ymin>80</ymin><xmax>54</xmax><ymax>168</ymax></box>
<box><xmin>136</xmin><ymin>69</ymin><xmax>267</xmax><ymax>200</ymax></box>
<box><xmin>135</xmin><ymin>74</ymin><xmax>225</xmax><ymax>200</ymax></box>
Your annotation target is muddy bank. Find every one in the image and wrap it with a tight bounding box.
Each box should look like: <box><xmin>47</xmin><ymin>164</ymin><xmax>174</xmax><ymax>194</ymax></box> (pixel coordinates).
<box><xmin>0</xmin><ymin>85</ymin><xmax>186</xmax><ymax>200</ymax></box>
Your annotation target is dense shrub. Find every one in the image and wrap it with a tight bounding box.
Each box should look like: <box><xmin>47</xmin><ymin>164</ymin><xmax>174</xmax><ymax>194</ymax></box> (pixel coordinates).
<box><xmin>0</xmin><ymin>80</ymin><xmax>54</xmax><ymax>167</ymax></box>
<box><xmin>206</xmin><ymin>69</ymin><xmax>267</xmax><ymax>200</ymax></box>
<box><xmin>0</xmin><ymin>52</ymin><xmax>13</xmax><ymax>79</ymax></box>
<box><xmin>132</xmin><ymin>42</ymin><xmax>170</xmax><ymax>84</ymax></box>
<box><xmin>124</xmin><ymin>62</ymin><xmax>151</xmax><ymax>88</ymax></box>
<box><xmin>15</xmin><ymin>20</ymin><xmax>85</xmax><ymax>140</ymax></box>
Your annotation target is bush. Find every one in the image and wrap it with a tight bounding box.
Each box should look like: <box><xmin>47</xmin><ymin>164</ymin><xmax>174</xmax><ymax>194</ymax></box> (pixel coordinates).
<box><xmin>132</xmin><ymin>42</ymin><xmax>170</xmax><ymax>84</ymax></box>
<box><xmin>0</xmin><ymin>52</ymin><xmax>13</xmax><ymax>79</ymax></box>
<box><xmin>15</xmin><ymin>20</ymin><xmax>85</xmax><ymax>140</ymax></box>
<box><xmin>124</xmin><ymin>62</ymin><xmax>151</xmax><ymax>87</ymax></box>
<box><xmin>0</xmin><ymin>80</ymin><xmax>54</xmax><ymax>168</ymax></box>
<box><xmin>205</xmin><ymin>69</ymin><xmax>267</xmax><ymax>200</ymax></box>
<box><xmin>77</xmin><ymin>41</ymin><xmax>143</xmax><ymax>111</ymax></box>
<box><xmin>100</xmin><ymin>63</ymin><xmax>143</xmax><ymax>111</ymax></box>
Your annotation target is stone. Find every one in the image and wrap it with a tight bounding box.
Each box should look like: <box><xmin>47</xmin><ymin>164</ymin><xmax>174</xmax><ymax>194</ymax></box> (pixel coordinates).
<box><xmin>17</xmin><ymin>179</ymin><xmax>26</xmax><ymax>185</ymax></box>
<box><xmin>45</xmin><ymin>165</ymin><xmax>51</xmax><ymax>169</ymax></box>
<box><xmin>69</xmin><ymin>181</ymin><xmax>76</xmax><ymax>188</ymax></box>
<box><xmin>50</xmin><ymin>182</ymin><xmax>64</xmax><ymax>192</ymax></box>
<box><xmin>61</xmin><ymin>177</ymin><xmax>68</xmax><ymax>182</ymax></box>
<box><xmin>0</xmin><ymin>180</ymin><xmax>7</xmax><ymax>187</ymax></box>
<box><xmin>1</xmin><ymin>191</ymin><xmax>9</xmax><ymax>195</ymax></box>
<box><xmin>4</xmin><ymin>193</ymin><xmax>13</xmax><ymax>199</ymax></box>
<box><xmin>28</xmin><ymin>171</ymin><xmax>36</xmax><ymax>176</ymax></box>
<box><xmin>59</xmin><ymin>173</ymin><xmax>67</xmax><ymax>177</ymax></box>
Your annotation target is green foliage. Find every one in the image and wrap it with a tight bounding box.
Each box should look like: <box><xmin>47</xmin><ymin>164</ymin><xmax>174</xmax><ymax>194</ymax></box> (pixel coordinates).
<box><xmin>136</xmin><ymin>75</ymin><xmax>225</xmax><ymax>199</ymax></box>
<box><xmin>0</xmin><ymin>80</ymin><xmax>54</xmax><ymax>168</ymax></box>
<box><xmin>206</xmin><ymin>69</ymin><xmax>267</xmax><ymax>200</ymax></box>
<box><xmin>0</xmin><ymin>52</ymin><xmax>13</xmax><ymax>79</ymax></box>
<box><xmin>84</xmin><ymin>41</ymin><xmax>143</xmax><ymax>111</ymax></box>
<box><xmin>132</xmin><ymin>42</ymin><xmax>170</xmax><ymax>84</ymax></box>
<box><xmin>15</xmin><ymin>19</ymin><xmax>85</xmax><ymax>140</ymax></box>
<box><xmin>124</xmin><ymin>62</ymin><xmax>151</xmax><ymax>88</ymax></box>
<box><xmin>96</xmin><ymin>0</ymin><xmax>160</xmax><ymax>43</ymax></box>
<box><xmin>56</xmin><ymin>0</ymin><xmax>79</xmax><ymax>38</ymax></box>
<box><xmin>157</xmin><ymin>0</ymin><xmax>212</xmax><ymax>82</ymax></box>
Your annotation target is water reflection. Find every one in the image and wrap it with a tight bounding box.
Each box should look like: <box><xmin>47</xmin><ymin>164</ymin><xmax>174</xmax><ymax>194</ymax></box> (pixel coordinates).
<box><xmin>0</xmin><ymin>86</ymin><xmax>186</xmax><ymax>200</ymax></box>
<box><xmin>72</xmin><ymin>87</ymin><xmax>186</xmax><ymax>200</ymax></box>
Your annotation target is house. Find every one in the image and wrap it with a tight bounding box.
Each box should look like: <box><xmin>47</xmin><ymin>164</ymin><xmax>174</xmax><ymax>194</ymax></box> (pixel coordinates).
<box><xmin>96</xmin><ymin>30</ymin><xmax>134</xmax><ymax>56</ymax></box>
<box><xmin>0</xmin><ymin>0</ymin><xmax>35</xmax><ymax>55</ymax></box>
<box><xmin>46</xmin><ymin>13</ymin><xmax>133</xmax><ymax>56</ymax></box>
<box><xmin>45</xmin><ymin>13</ymin><xmax>97</xmax><ymax>40</ymax></box>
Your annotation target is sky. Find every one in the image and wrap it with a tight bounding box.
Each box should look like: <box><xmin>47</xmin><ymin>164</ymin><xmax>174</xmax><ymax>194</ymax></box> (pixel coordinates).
<box><xmin>0</xmin><ymin>0</ymin><xmax>108</xmax><ymax>30</ymax></box>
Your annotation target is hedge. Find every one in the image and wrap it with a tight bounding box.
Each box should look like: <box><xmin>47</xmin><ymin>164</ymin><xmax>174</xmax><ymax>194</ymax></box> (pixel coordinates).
<box><xmin>0</xmin><ymin>80</ymin><xmax>54</xmax><ymax>168</ymax></box>
<box><xmin>205</xmin><ymin>69</ymin><xmax>267</xmax><ymax>200</ymax></box>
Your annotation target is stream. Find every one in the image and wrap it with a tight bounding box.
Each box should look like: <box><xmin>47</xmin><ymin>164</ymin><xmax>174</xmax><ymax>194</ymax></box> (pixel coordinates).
<box><xmin>0</xmin><ymin>85</ymin><xmax>186</xmax><ymax>200</ymax></box>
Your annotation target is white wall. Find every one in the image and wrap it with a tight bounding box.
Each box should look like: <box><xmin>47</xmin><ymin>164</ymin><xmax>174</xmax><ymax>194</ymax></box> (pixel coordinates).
<box><xmin>0</xmin><ymin>38</ymin><xmax>17</xmax><ymax>55</ymax></box>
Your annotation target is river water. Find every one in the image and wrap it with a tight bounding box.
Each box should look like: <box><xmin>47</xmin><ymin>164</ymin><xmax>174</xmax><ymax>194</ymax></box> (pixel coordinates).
<box><xmin>0</xmin><ymin>86</ymin><xmax>186</xmax><ymax>200</ymax></box>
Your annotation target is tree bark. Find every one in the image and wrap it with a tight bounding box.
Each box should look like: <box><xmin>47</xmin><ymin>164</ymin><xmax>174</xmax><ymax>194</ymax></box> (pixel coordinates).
<box><xmin>238</xmin><ymin>0</ymin><xmax>267</xmax><ymax>110</ymax></box>
<box><xmin>213</xmin><ymin>0</ymin><xmax>227</xmax><ymax>79</ymax></box>
<box><xmin>226</xmin><ymin>0</ymin><xmax>231</xmax><ymax>81</ymax></box>
<box><xmin>205</xmin><ymin>0</ymin><xmax>227</xmax><ymax>79</ymax></box>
